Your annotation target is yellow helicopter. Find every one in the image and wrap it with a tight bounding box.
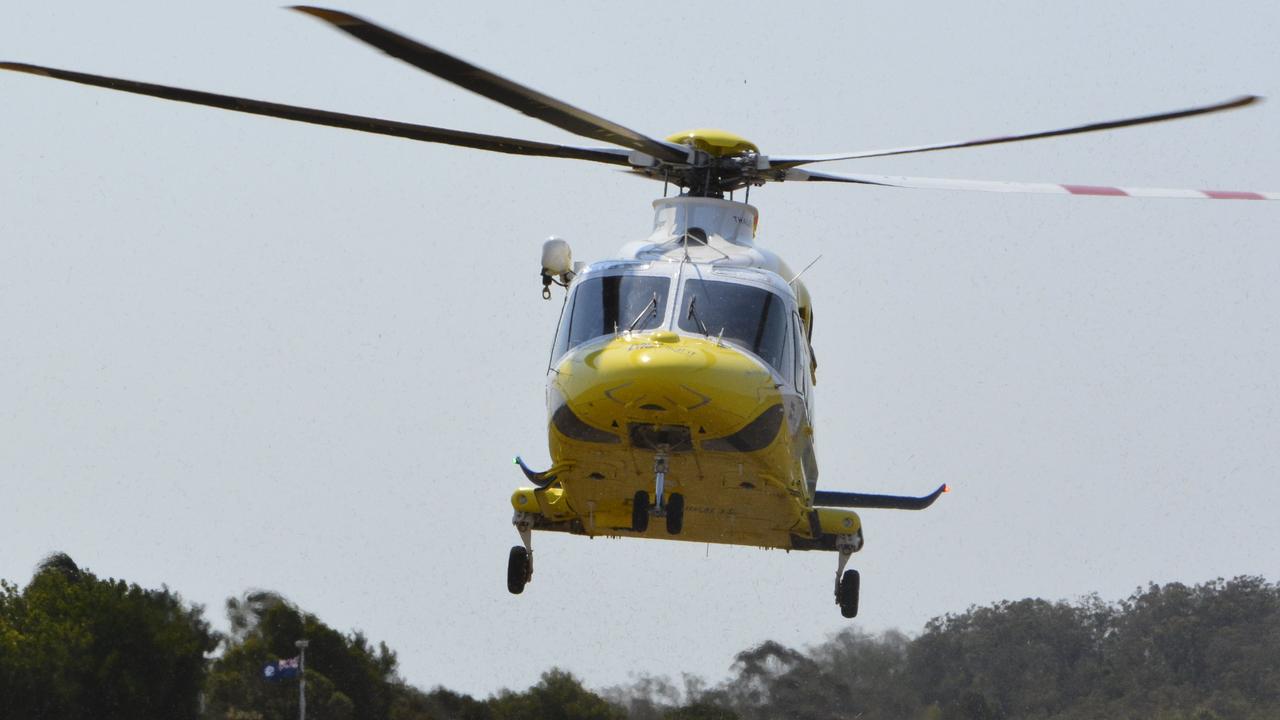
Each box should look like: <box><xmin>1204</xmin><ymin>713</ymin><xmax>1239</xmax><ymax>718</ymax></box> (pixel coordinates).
<box><xmin>4</xmin><ymin>7</ymin><xmax>1276</xmax><ymax>619</ymax></box>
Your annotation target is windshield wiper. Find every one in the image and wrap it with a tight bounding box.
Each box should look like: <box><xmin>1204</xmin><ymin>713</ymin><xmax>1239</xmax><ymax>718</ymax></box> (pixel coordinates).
<box><xmin>687</xmin><ymin>295</ymin><xmax>710</xmax><ymax>336</ymax></box>
<box><xmin>627</xmin><ymin>292</ymin><xmax>660</xmax><ymax>332</ymax></box>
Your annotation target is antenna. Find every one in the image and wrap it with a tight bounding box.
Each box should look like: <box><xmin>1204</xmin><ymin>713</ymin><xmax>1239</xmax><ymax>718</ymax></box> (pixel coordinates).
<box><xmin>788</xmin><ymin>255</ymin><xmax>823</xmax><ymax>286</ymax></box>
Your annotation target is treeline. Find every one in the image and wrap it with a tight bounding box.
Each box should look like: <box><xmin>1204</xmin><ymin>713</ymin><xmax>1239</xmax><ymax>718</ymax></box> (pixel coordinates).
<box><xmin>607</xmin><ymin>577</ymin><xmax>1280</xmax><ymax>720</ymax></box>
<box><xmin>2</xmin><ymin>554</ymin><xmax>1278</xmax><ymax>720</ymax></box>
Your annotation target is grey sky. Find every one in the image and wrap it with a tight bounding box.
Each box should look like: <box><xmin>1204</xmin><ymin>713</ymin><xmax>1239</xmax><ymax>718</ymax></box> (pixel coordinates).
<box><xmin>2</xmin><ymin>0</ymin><xmax>1278</xmax><ymax>697</ymax></box>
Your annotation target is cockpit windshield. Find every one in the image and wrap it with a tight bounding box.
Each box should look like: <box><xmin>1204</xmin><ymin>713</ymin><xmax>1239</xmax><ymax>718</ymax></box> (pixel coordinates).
<box><xmin>678</xmin><ymin>278</ymin><xmax>790</xmax><ymax>373</ymax></box>
<box><xmin>557</xmin><ymin>274</ymin><xmax>671</xmax><ymax>354</ymax></box>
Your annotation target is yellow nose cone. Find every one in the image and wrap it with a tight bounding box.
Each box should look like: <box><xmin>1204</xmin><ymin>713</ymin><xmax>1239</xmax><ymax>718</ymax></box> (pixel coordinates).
<box><xmin>557</xmin><ymin>333</ymin><xmax>776</xmax><ymax>437</ymax></box>
<box><xmin>665</xmin><ymin>129</ymin><xmax>759</xmax><ymax>157</ymax></box>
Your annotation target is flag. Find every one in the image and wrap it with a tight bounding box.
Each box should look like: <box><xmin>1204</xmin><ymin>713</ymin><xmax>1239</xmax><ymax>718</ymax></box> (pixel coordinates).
<box><xmin>277</xmin><ymin>656</ymin><xmax>300</xmax><ymax>679</ymax></box>
<box><xmin>261</xmin><ymin>656</ymin><xmax>301</xmax><ymax>681</ymax></box>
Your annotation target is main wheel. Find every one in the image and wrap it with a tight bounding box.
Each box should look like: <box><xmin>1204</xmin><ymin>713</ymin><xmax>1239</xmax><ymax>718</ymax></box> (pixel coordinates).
<box><xmin>507</xmin><ymin>546</ymin><xmax>530</xmax><ymax>595</ymax></box>
<box><xmin>838</xmin><ymin>569</ymin><xmax>860</xmax><ymax>618</ymax></box>
<box><xmin>665</xmin><ymin>493</ymin><xmax>685</xmax><ymax>535</ymax></box>
<box><xmin>632</xmin><ymin>491</ymin><xmax>650</xmax><ymax>532</ymax></box>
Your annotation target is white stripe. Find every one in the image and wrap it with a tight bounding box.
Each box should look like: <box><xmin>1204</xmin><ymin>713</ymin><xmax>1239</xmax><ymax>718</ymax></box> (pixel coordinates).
<box><xmin>1123</xmin><ymin>187</ymin><xmax>1205</xmax><ymax>199</ymax></box>
<box><xmin>793</xmin><ymin>169</ymin><xmax>1280</xmax><ymax>200</ymax></box>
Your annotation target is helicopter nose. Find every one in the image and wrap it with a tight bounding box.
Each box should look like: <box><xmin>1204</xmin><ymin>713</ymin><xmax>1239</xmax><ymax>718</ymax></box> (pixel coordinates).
<box><xmin>549</xmin><ymin>331</ymin><xmax>779</xmax><ymax>448</ymax></box>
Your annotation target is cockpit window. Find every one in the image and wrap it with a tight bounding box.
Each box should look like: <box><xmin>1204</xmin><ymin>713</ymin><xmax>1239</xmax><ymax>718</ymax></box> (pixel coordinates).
<box><xmin>679</xmin><ymin>278</ymin><xmax>790</xmax><ymax>374</ymax></box>
<box><xmin>557</xmin><ymin>275</ymin><xmax>671</xmax><ymax>354</ymax></box>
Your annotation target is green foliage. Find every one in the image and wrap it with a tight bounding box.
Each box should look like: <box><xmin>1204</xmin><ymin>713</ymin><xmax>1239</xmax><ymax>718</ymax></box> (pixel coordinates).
<box><xmin>907</xmin><ymin>596</ymin><xmax>1110</xmax><ymax>717</ymax></box>
<box><xmin>609</xmin><ymin>576</ymin><xmax>1280</xmax><ymax>720</ymax></box>
<box><xmin>706</xmin><ymin>631</ymin><xmax>918</xmax><ymax>720</ymax></box>
<box><xmin>205</xmin><ymin>591</ymin><xmax>398</xmax><ymax>720</ymax></box>
<box><xmin>0</xmin><ymin>553</ymin><xmax>217</xmax><ymax>720</ymax></box>
<box><xmin>489</xmin><ymin>669</ymin><xmax>626</xmax><ymax>720</ymax></box>
<box><xmin>663</xmin><ymin>701</ymin><xmax>739</xmax><ymax>720</ymax></box>
<box><xmin>383</xmin><ymin>671</ymin><xmax>626</xmax><ymax>720</ymax></box>
<box><xmin>388</xmin><ymin>684</ymin><xmax>495</xmax><ymax>720</ymax></box>
<box><xmin>3</xmin><ymin>552</ymin><xmax>1277</xmax><ymax>720</ymax></box>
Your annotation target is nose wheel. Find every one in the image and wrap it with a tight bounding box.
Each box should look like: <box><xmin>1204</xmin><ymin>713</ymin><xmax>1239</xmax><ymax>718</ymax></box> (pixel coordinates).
<box><xmin>665</xmin><ymin>492</ymin><xmax>684</xmax><ymax>534</ymax></box>
<box><xmin>632</xmin><ymin>491</ymin><xmax>650</xmax><ymax>532</ymax></box>
<box><xmin>630</xmin><ymin>489</ymin><xmax>685</xmax><ymax>535</ymax></box>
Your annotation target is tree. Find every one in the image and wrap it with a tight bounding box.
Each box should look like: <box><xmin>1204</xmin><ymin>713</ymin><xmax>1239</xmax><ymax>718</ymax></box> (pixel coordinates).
<box><xmin>1098</xmin><ymin>577</ymin><xmax>1280</xmax><ymax>718</ymax></box>
<box><xmin>389</xmin><ymin>684</ymin><xmax>494</xmax><ymax>720</ymax></box>
<box><xmin>612</xmin><ymin>577</ymin><xmax>1280</xmax><ymax>720</ymax></box>
<box><xmin>907</xmin><ymin>597</ymin><xmax>1108</xmax><ymax>718</ymax></box>
<box><xmin>489</xmin><ymin>669</ymin><xmax>626</xmax><ymax>720</ymax></box>
<box><xmin>205</xmin><ymin>591</ymin><xmax>399</xmax><ymax>720</ymax></box>
<box><xmin>0</xmin><ymin>552</ymin><xmax>217</xmax><ymax>720</ymax></box>
<box><xmin>663</xmin><ymin>701</ymin><xmax>739</xmax><ymax>720</ymax></box>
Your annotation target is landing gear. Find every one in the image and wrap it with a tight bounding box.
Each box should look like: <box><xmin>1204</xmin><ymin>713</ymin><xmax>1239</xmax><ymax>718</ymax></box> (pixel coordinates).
<box><xmin>646</xmin><ymin>450</ymin><xmax>685</xmax><ymax>536</ymax></box>
<box><xmin>652</xmin><ymin>453</ymin><xmax>668</xmax><ymax>515</ymax></box>
<box><xmin>837</xmin><ymin>569</ymin><xmax>860</xmax><ymax>618</ymax></box>
<box><xmin>508</xmin><ymin>511</ymin><xmax>535</xmax><ymax>595</ymax></box>
<box><xmin>665</xmin><ymin>492</ymin><xmax>684</xmax><ymax>535</ymax></box>
<box><xmin>632</xmin><ymin>488</ymin><xmax>683</xmax><ymax>534</ymax></box>
<box><xmin>833</xmin><ymin>531</ymin><xmax>863</xmax><ymax>618</ymax></box>
<box><xmin>507</xmin><ymin>546</ymin><xmax>530</xmax><ymax>594</ymax></box>
<box><xmin>632</xmin><ymin>491</ymin><xmax>650</xmax><ymax>532</ymax></box>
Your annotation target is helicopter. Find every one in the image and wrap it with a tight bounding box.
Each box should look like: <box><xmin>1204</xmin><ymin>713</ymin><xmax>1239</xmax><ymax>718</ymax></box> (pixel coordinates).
<box><xmin>3</xmin><ymin>7</ymin><xmax>1275</xmax><ymax>619</ymax></box>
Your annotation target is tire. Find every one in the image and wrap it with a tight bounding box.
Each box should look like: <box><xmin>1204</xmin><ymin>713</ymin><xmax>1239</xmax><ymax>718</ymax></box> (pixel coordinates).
<box><xmin>507</xmin><ymin>546</ymin><xmax>529</xmax><ymax>595</ymax></box>
<box><xmin>666</xmin><ymin>493</ymin><xmax>685</xmax><ymax>535</ymax></box>
<box><xmin>838</xmin><ymin>569</ymin><xmax>860</xmax><ymax>618</ymax></box>
<box><xmin>632</xmin><ymin>491</ymin><xmax>650</xmax><ymax>532</ymax></box>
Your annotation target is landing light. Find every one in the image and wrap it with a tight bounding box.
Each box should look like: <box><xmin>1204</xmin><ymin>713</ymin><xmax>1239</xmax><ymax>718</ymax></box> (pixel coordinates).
<box><xmin>540</xmin><ymin>237</ymin><xmax>574</xmax><ymax>299</ymax></box>
<box><xmin>541</xmin><ymin>237</ymin><xmax>573</xmax><ymax>275</ymax></box>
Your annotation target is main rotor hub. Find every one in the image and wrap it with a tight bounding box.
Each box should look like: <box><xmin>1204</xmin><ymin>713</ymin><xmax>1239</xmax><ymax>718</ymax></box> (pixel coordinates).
<box><xmin>644</xmin><ymin>129</ymin><xmax>768</xmax><ymax>198</ymax></box>
<box><xmin>665</xmin><ymin>129</ymin><xmax>759</xmax><ymax>158</ymax></box>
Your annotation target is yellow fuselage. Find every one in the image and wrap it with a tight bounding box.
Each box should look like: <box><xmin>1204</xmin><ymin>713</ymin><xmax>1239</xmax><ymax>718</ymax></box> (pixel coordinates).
<box><xmin>511</xmin><ymin>258</ymin><xmax>861</xmax><ymax>551</ymax></box>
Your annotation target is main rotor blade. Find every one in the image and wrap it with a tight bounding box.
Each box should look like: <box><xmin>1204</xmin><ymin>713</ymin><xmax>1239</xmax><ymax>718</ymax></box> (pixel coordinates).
<box><xmin>0</xmin><ymin>62</ymin><xmax>632</xmax><ymax>166</ymax></box>
<box><xmin>771</xmin><ymin>95</ymin><xmax>1262</xmax><ymax>169</ymax></box>
<box><xmin>785</xmin><ymin>168</ymin><xmax>1280</xmax><ymax>200</ymax></box>
<box><xmin>292</xmin><ymin>6</ymin><xmax>689</xmax><ymax>164</ymax></box>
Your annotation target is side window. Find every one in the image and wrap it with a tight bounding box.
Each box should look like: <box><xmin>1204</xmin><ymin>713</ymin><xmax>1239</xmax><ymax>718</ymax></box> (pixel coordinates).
<box><xmin>549</xmin><ymin>291</ymin><xmax>575</xmax><ymax>363</ymax></box>
<box><xmin>792</xmin><ymin>313</ymin><xmax>808</xmax><ymax>396</ymax></box>
<box><xmin>778</xmin><ymin>314</ymin><xmax>795</xmax><ymax>386</ymax></box>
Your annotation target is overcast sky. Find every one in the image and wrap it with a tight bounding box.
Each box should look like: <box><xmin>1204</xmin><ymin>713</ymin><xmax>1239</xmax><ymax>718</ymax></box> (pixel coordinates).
<box><xmin>2</xmin><ymin>0</ymin><xmax>1278</xmax><ymax>698</ymax></box>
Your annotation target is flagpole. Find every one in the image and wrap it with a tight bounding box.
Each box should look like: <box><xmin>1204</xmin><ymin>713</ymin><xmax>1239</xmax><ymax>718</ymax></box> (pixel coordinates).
<box><xmin>295</xmin><ymin>639</ymin><xmax>309</xmax><ymax>720</ymax></box>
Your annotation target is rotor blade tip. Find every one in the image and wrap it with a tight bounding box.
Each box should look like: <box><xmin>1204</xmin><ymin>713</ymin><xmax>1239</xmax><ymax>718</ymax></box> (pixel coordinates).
<box><xmin>288</xmin><ymin>5</ymin><xmax>359</xmax><ymax>25</ymax></box>
<box><xmin>0</xmin><ymin>61</ymin><xmax>49</xmax><ymax>76</ymax></box>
